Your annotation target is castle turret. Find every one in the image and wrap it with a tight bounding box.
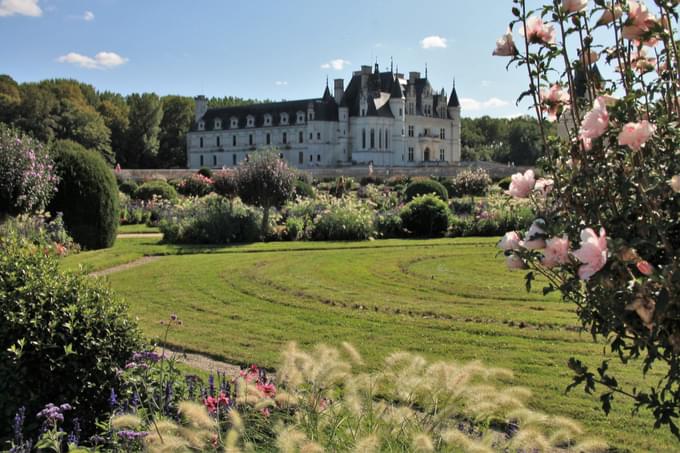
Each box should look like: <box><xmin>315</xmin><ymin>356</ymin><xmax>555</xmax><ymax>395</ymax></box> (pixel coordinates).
<box><xmin>334</xmin><ymin>78</ymin><xmax>344</xmax><ymax>103</ymax></box>
<box><xmin>195</xmin><ymin>95</ymin><xmax>208</xmax><ymax>122</ymax></box>
<box><xmin>447</xmin><ymin>80</ymin><xmax>462</xmax><ymax>162</ymax></box>
<box><xmin>389</xmin><ymin>76</ymin><xmax>405</xmax><ymax>119</ymax></box>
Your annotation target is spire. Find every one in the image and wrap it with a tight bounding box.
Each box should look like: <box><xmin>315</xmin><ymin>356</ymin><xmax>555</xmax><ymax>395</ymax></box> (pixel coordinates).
<box><xmin>390</xmin><ymin>56</ymin><xmax>394</xmax><ymax>74</ymax></box>
<box><xmin>374</xmin><ymin>58</ymin><xmax>379</xmax><ymax>74</ymax></box>
<box><xmin>425</xmin><ymin>63</ymin><xmax>428</xmax><ymax>79</ymax></box>
<box><xmin>390</xmin><ymin>76</ymin><xmax>404</xmax><ymax>99</ymax></box>
<box><xmin>326</xmin><ymin>75</ymin><xmax>329</xmax><ymax>88</ymax></box>
<box><xmin>322</xmin><ymin>78</ymin><xmax>333</xmax><ymax>101</ymax></box>
<box><xmin>448</xmin><ymin>78</ymin><xmax>460</xmax><ymax>108</ymax></box>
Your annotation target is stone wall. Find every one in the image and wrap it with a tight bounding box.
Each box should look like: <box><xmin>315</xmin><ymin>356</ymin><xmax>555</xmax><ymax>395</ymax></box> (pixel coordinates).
<box><xmin>117</xmin><ymin>161</ymin><xmax>531</xmax><ymax>182</ymax></box>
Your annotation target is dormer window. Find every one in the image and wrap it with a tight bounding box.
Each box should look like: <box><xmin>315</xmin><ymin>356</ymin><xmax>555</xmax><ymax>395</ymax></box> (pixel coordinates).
<box><xmin>230</xmin><ymin>117</ymin><xmax>238</xmax><ymax>129</ymax></box>
<box><xmin>280</xmin><ymin>113</ymin><xmax>289</xmax><ymax>125</ymax></box>
<box><xmin>308</xmin><ymin>111</ymin><xmax>315</xmax><ymax>121</ymax></box>
<box><xmin>198</xmin><ymin>121</ymin><xmax>205</xmax><ymax>131</ymax></box>
<box><xmin>296</xmin><ymin>112</ymin><xmax>305</xmax><ymax>124</ymax></box>
<box><xmin>264</xmin><ymin>114</ymin><xmax>272</xmax><ymax>126</ymax></box>
<box><xmin>214</xmin><ymin>119</ymin><xmax>222</xmax><ymax>130</ymax></box>
<box><xmin>247</xmin><ymin>115</ymin><xmax>255</xmax><ymax>127</ymax></box>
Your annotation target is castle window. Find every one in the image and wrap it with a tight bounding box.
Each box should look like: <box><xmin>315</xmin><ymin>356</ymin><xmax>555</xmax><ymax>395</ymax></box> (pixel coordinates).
<box><xmin>378</xmin><ymin>128</ymin><xmax>382</xmax><ymax>149</ymax></box>
<box><xmin>408</xmin><ymin>147</ymin><xmax>414</xmax><ymax>162</ymax></box>
<box><xmin>213</xmin><ymin>155</ymin><xmax>217</xmax><ymax>166</ymax></box>
<box><xmin>297</xmin><ymin>112</ymin><xmax>305</xmax><ymax>124</ymax></box>
<box><xmin>230</xmin><ymin>117</ymin><xmax>238</xmax><ymax>128</ymax></box>
<box><xmin>309</xmin><ymin>132</ymin><xmax>313</xmax><ymax>140</ymax></box>
<box><xmin>266</xmin><ymin>133</ymin><xmax>271</xmax><ymax>145</ymax></box>
<box><xmin>370</xmin><ymin>129</ymin><xmax>375</xmax><ymax>149</ymax></box>
<box><xmin>440</xmin><ymin>128</ymin><xmax>446</xmax><ymax>139</ymax></box>
<box><xmin>309</xmin><ymin>154</ymin><xmax>313</xmax><ymax>162</ymax></box>
<box><xmin>214</xmin><ymin>119</ymin><xmax>222</xmax><ymax>130</ymax></box>
<box><xmin>399</xmin><ymin>108</ymin><xmax>403</xmax><ymax>117</ymax></box>
<box><xmin>200</xmin><ymin>137</ymin><xmax>204</xmax><ymax>148</ymax></box>
<box><xmin>317</xmin><ymin>154</ymin><xmax>321</xmax><ymax>162</ymax></box>
<box><xmin>299</xmin><ymin>131</ymin><xmax>304</xmax><ymax>143</ymax></box>
<box><xmin>198</xmin><ymin>121</ymin><xmax>205</xmax><ymax>131</ymax></box>
<box><xmin>308</xmin><ymin>111</ymin><xmax>315</xmax><ymax>121</ymax></box>
<box><xmin>408</xmin><ymin>125</ymin><xmax>414</xmax><ymax>137</ymax></box>
<box><xmin>385</xmin><ymin>130</ymin><xmax>389</xmax><ymax>149</ymax></box>
<box><xmin>317</xmin><ymin>132</ymin><xmax>321</xmax><ymax>140</ymax></box>
<box><xmin>233</xmin><ymin>135</ymin><xmax>237</xmax><ymax>147</ymax></box>
<box><xmin>200</xmin><ymin>155</ymin><xmax>204</xmax><ymax>166</ymax></box>
<box><xmin>233</xmin><ymin>154</ymin><xmax>237</xmax><ymax>165</ymax></box>
<box><xmin>280</xmin><ymin>113</ymin><xmax>288</xmax><ymax>125</ymax></box>
<box><xmin>362</xmin><ymin>129</ymin><xmax>366</xmax><ymax>149</ymax></box>
<box><xmin>217</xmin><ymin>136</ymin><xmax>221</xmax><ymax>147</ymax></box>
<box><xmin>440</xmin><ymin>149</ymin><xmax>445</xmax><ymax>161</ymax></box>
<box><xmin>283</xmin><ymin>132</ymin><xmax>287</xmax><ymax>144</ymax></box>
<box><xmin>264</xmin><ymin>114</ymin><xmax>272</xmax><ymax>126</ymax></box>
<box><xmin>249</xmin><ymin>134</ymin><xmax>253</xmax><ymax>146</ymax></box>
<box><xmin>247</xmin><ymin>115</ymin><xmax>255</xmax><ymax>127</ymax></box>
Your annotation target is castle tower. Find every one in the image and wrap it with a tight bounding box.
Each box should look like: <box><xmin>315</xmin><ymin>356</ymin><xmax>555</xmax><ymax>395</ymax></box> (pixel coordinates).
<box><xmin>447</xmin><ymin>80</ymin><xmax>462</xmax><ymax>162</ymax></box>
<box><xmin>194</xmin><ymin>95</ymin><xmax>208</xmax><ymax>122</ymax></box>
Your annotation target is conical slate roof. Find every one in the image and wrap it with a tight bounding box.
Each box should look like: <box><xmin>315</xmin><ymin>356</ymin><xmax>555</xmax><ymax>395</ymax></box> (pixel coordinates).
<box><xmin>448</xmin><ymin>81</ymin><xmax>460</xmax><ymax>108</ymax></box>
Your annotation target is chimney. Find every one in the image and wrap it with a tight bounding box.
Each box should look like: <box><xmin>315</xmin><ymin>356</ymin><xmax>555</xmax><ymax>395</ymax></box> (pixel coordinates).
<box><xmin>409</xmin><ymin>71</ymin><xmax>421</xmax><ymax>82</ymax></box>
<box><xmin>361</xmin><ymin>65</ymin><xmax>372</xmax><ymax>75</ymax></box>
<box><xmin>194</xmin><ymin>95</ymin><xmax>208</xmax><ymax>122</ymax></box>
<box><xmin>334</xmin><ymin>79</ymin><xmax>344</xmax><ymax>103</ymax></box>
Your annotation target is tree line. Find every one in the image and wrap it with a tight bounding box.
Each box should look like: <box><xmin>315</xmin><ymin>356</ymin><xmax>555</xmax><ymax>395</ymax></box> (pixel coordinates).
<box><xmin>0</xmin><ymin>74</ymin><xmax>266</xmax><ymax>169</ymax></box>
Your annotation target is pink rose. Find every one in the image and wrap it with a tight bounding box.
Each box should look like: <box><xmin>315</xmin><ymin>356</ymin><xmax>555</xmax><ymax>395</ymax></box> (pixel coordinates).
<box><xmin>596</xmin><ymin>5</ymin><xmax>622</xmax><ymax>26</ymax></box>
<box><xmin>522</xmin><ymin>16</ymin><xmax>556</xmax><ymax>45</ymax></box>
<box><xmin>622</xmin><ymin>0</ymin><xmax>659</xmax><ymax>42</ymax></box>
<box><xmin>534</xmin><ymin>178</ymin><xmax>554</xmax><ymax>196</ymax></box>
<box><xmin>498</xmin><ymin>231</ymin><xmax>521</xmax><ymax>251</ymax></box>
<box><xmin>506</xmin><ymin>254</ymin><xmax>525</xmax><ymax>270</ymax></box>
<box><xmin>636</xmin><ymin>260</ymin><xmax>654</xmax><ymax>276</ymax></box>
<box><xmin>507</xmin><ymin>169</ymin><xmax>536</xmax><ymax>198</ymax></box>
<box><xmin>573</xmin><ymin>227</ymin><xmax>608</xmax><ymax>280</ymax></box>
<box><xmin>617</xmin><ymin>120</ymin><xmax>656</xmax><ymax>151</ymax></box>
<box><xmin>579</xmin><ymin>96</ymin><xmax>610</xmax><ymax>147</ymax></box>
<box><xmin>542</xmin><ymin>235</ymin><xmax>570</xmax><ymax>268</ymax></box>
<box><xmin>493</xmin><ymin>28</ymin><xmax>517</xmax><ymax>57</ymax></box>
<box><xmin>521</xmin><ymin>220</ymin><xmax>546</xmax><ymax>250</ymax></box>
<box><xmin>563</xmin><ymin>0</ymin><xmax>588</xmax><ymax>14</ymax></box>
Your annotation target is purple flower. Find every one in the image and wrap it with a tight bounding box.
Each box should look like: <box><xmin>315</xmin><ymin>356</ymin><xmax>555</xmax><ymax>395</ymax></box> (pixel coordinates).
<box><xmin>13</xmin><ymin>407</ymin><xmax>25</xmax><ymax>445</ymax></box>
<box><xmin>117</xmin><ymin>430</ymin><xmax>148</xmax><ymax>442</ymax></box>
<box><xmin>109</xmin><ymin>388</ymin><xmax>118</xmax><ymax>408</ymax></box>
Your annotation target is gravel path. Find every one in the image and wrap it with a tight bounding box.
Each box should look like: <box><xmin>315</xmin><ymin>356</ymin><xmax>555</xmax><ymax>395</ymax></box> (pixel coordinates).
<box><xmin>157</xmin><ymin>347</ymin><xmax>246</xmax><ymax>376</ymax></box>
<box><xmin>89</xmin><ymin>256</ymin><xmax>162</xmax><ymax>277</ymax></box>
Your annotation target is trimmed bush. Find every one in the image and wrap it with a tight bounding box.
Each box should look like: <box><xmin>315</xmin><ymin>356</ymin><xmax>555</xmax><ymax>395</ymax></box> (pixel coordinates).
<box><xmin>404</xmin><ymin>178</ymin><xmax>448</xmax><ymax>202</ymax></box>
<box><xmin>118</xmin><ymin>179</ymin><xmax>138</xmax><ymax>196</ymax></box>
<box><xmin>0</xmin><ymin>233</ymin><xmax>142</xmax><ymax>439</ymax></box>
<box><xmin>0</xmin><ymin>124</ymin><xmax>58</xmax><ymax>216</ymax></box>
<box><xmin>134</xmin><ymin>180</ymin><xmax>178</xmax><ymax>202</ymax></box>
<box><xmin>312</xmin><ymin>199</ymin><xmax>374</xmax><ymax>241</ymax></box>
<box><xmin>49</xmin><ymin>140</ymin><xmax>119</xmax><ymax>250</ymax></box>
<box><xmin>285</xmin><ymin>216</ymin><xmax>306</xmax><ymax>240</ymax></box>
<box><xmin>197</xmin><ymin>167</ymin><xmax>213</xmax><ymax>178</ymax></box>
<box><xmin>213</xmin><ymin>171</ymin><xmax>239</xmax><ymax>199</ymax></box>
<box><xmin>359</xmin><ymin>175</ymin><xmax>384</xmax><ymax>186</ymax></box>
<box><xmin>177</xmin><ymin>174</ymin><xmax>214</xmax><ymax>197</ymax></box>
<box><xmin>160</xmin><ymin>195</ymin><xmax>261</xmax><ymax>244</ymax></box>
<box><xmin>375</xmin><ymin>211</ymin><xmax>405</xmax><ymax>238</ymax></box>
<box><xmin>400</xmin><ymin>194</ymin><xmax>450</xmax><ymax>237</ymax></box>
<box><xmin>448</xmin><ymin>168</ymin><xmax>492</xmax><ymax>197</ymax></box>
<box><xmin>294</xmin><ymin>179</ymin><xmax>315</xmax><ymax>198</ymax></box>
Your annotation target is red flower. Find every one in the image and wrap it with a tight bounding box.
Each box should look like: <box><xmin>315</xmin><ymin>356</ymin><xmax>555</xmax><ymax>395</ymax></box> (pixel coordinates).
<box><xmin>204</xmin><ymin>396</ymin><xmax>217</xmax><ymax>414</ymax></box>
<box><xmin>257</xmin><ymin>382</ymin><xmax>276</xmax><ymax>398</ymax></box>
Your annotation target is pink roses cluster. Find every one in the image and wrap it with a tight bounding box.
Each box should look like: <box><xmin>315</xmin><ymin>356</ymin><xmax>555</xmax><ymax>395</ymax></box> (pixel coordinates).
<box><xmin>506</xmin><ymin>169</ymin><xmax>554</xmax><ymax>198</ymax></box>
<box><xmin>499</xmin><ymin>225</ymin><xmax>609</xmax><ymax>280</ymax></box>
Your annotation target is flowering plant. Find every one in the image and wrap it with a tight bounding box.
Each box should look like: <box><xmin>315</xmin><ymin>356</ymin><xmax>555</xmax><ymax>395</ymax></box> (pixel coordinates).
<box><xmin>495</xmin><ymin>0</ymin><xmax>680</xmax><ymax>435</ymax></box>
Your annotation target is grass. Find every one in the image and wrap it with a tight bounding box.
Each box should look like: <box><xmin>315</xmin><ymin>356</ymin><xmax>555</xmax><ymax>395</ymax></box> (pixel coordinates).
<box><xmin>117</xmin><ymin>224</ymin><xmax>160</xmax><ymax>234</ymax></box>
<box><xmin>62</xmin><ymin>237</ymin><xmax>678</xmax><ymax>451</ymax></box>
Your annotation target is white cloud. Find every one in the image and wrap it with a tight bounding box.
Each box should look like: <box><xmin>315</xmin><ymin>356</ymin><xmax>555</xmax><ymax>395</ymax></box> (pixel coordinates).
<box><xmin>0</xmin><ymin>0</ymin><xmax>42</xmax><ymax>17</ymax></box>
<box><xmin>420</xmin><ymin>35</ymin><xmax>447</xmax><ymax>49</ymax></box>
<box><xmin>460</xmin><ymin>97</ymin><xmax>510</xmax><ymax>111</ymax></box>
<box><xmin>321</xmin><ymin>59</ymin><xmax>351</xmax><ymax>70</ymax></box>
<box><xmin>83</xmin><ymin>10</ymin><xmax>94</xmax><ymax>21</ymax></box>
<box><xmin>57</xmin><ymin>51</ymin><xmax>128</xmax><ymax>70</ymax></box>
<box><xmin>274</xmin><ymin>81</ymin><xmax>288</xmax><ymax>86</ymax></box>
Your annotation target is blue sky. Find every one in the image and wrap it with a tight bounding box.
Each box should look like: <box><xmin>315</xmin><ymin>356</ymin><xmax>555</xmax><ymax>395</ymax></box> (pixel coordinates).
<box><xmin>0</xmin><ymin>0</ymin><xmax>531</xmax><ymax>118</ymax></box>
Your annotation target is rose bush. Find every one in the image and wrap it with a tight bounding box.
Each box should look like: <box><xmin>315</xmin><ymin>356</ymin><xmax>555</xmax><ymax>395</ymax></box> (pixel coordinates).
<box><xmin>495</xmin><ymin>0</ymin><xmax>680</xmax><ymax>435</ymax></box>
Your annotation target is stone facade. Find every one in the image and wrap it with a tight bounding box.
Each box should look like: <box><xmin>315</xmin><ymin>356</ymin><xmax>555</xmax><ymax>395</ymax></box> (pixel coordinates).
<box><xmin>187</xmin><ymin>64</ymin><xmax>461</xmax><ymax>169</ymax></box>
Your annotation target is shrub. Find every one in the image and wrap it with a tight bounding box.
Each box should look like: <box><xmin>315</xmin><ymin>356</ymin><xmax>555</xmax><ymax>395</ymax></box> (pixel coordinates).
<box><xmin>160</xmin><ymin>195</ymin><xmax>262</xmax><ymax>244</ymax></box>
<box><xmin>400</xmin><ymin>194</ymin><xmax>450</xmax><ymax>237</ymax></box>
<box><xmin>447</xmin><ymin>168</ymin><xmax>492</xmax><ymax>197</ymax></box>
<box><xmin>0</xmin><ymin>124</ymin><xmax>58</xmax><ymax>216</ymax></box>
<box><xmin>0</xmin><ymin>212</ymin><xmax>79</xmax><ymax>256</ymax></box>
<box><xmin>0</xmin><ymin>234</ymin><xmax>142</xmax><ymax>439</ymax></box>
<box><xmin>329</xmin><ymin>176</ymin><xmax>355</xmax><ymax>197</ymax></box>
<box><xmin>450</xmin><ymin>198</ymin><xmax>475</xmax><ymax>215</ymax></box>
<box><xmin>177</xmin><ymin>173</ymin><xmax>214</xmax><ymax>197</ymax></box>
<box><xmin>212</xmin><ymin>171</ymin><xmax>239</xmax><ymax>199</ymax></box>
<box><xmin>49</xmin><ymin>140</ymin><xmax>119</xmax><ymax>250</ymax></box>
<box><xmin>197</xmin><ymin>167</ymin><xmax>213</xmax><ymax>178</ymax></box>
<box><xmin>385</xmin><ymin>174</ymin><xmax>409</xmax><ymax>187</ymax></box>
<box><xmin>312</xmin><ymin>198</ymin><xmax>374</xmax><ymax>241</ymax></box>
<box><xmin>294</xmin><ymin>179</ymin><xmax>315</xmax><ymax>199</ymax></box>
<box><xmin>359</xmin><ymin>175</ymin><xmax>383</xmax><ymax>186</ymax></box>
<box><xmin>285</xmin><ymin>216</ymin><xmax>306</xmax><ymax>241</ymax></box>
<box><xmin>118</xmin><ymin>179</ymin><xmax>138</xmax><ymax>196</ymax></box>
<box><xmin>404</xmin><ymin>178</ymin><xmax>448</xmax><ymax>202</ymax></box>
<box><xmin>134</xmin><ymin>180</ymin><xmax>178</xmax><ymax>202</ymax></box>
<box><xmin>375</xmin><ymin>211</ymin><xmax>405</xmax><ymax>238</ymax></box>
<box><xmin>236</xmin><ymin>152</ymin><xmax>296</xmax><ymax>237</ymax></box>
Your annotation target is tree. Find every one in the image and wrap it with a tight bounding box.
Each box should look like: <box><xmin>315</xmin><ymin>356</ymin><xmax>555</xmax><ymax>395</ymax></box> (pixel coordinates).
<box><xmin>158</xmin><ymin>95</ymin><xmax>194</xmax><ymax>168</ymax></box>
<box><xmin>15</xmin><ymin>83</ymin><xmax>58</xmax><ymax>143</ymax></box>
<box><xmin>0</xmin><ymin>75</ymin><xmax>21</xmax><ymax>124</ymax></box>
<box><xmin>98</xmin><ymin>93</ymin><xmax>130</xmax><ymax>166</ymax></box>
<box><xmin>505</xmin><ymin>117</ymin><xmax>543</xmax><ymax>165</ymax></box>
<box><xmin>125</xmin><ymin>93</ymin><xmax>163</xmax><ymax>168</ymax></box>
<box><xmin>236</xmin><ymin>152</ymin><xmax>295</xmax><ymax>237</ymax></box>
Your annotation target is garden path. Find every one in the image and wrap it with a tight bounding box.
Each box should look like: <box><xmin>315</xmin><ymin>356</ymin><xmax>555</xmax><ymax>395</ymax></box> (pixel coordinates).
<box><xmin>89</xmin><ymin>256</ymin><xmax>161</xmax><ymax>277</ymax></box>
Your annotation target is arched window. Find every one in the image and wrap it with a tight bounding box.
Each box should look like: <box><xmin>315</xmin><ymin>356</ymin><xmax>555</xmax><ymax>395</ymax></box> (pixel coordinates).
<box><xmin>213</xmin><ymin>155</ymin><xmax>217</xmax><ymax>166</ymax></box>
<box><xmin>247</xmin><ymin>115</ymin><xmax>255</xmax><ymax>127</ymax></box>
<box><xmin>214</xmin><ymin>119</ymin><xmax>222</xmax><ymax>130</ymax></box>
<box><xmin>266</xmin><ymin>133</ymin><xmax>271</xmax><ymax>145</ymax></box>
<box><xmin>232</xmin><ymin>135</ymin><xmax>237</xmax><ymax>147</ymax></box>
<box><xmin>264</xmin><ymin>114</ymin><xmax>272</xmax><ymax>126</ymax></box>
<box><xmin>198</xmin><ymin>121</ymin><xmax>205</xmax><ymax>131</ymax></box>
<box><xmin>200</xmin><ymin>155</ymin><xmax>204</xmax><ymax>166</ymax></box>
<box><xmin>317</xmin><ymin>154</ymin><xmax>321</xmax><ymax>161</ymax></box>
<box><xmin>230</xmin><ymin>117</ymin><xmax>238</xmax><ymax>128</ymax></box>
<box><xmin>280</xmin><ymin>113</ymin><xmax>289</xmax><ymax>125</ymax></box>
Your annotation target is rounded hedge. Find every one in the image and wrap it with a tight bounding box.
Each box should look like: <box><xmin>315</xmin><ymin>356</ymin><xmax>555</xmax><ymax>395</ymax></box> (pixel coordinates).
<box><xmin>294</xmin><ymin>179</ymin><xmax>315</xmax><ymax>198</ymax></box>
<box><xmin>118</xmin><ymin>179</ymin><xmax>138</xmax><ymax>196</ymax></box>
<box><xmin>49</xmin><ymin>140</ymin><xmax>119</xmax><ymax>250</ymax></box>
<box><xmin>400</xmin><ymin>194</ymin><xmax>450</xmax><ymax>237</ymax></box>
<box><xmin>404</xmin><ymin>178</ymin><xmax>449</xmax><ymax>202</ymax></box>
<box><xmin>198</xmin><ymin>166</ymin><xmax>213</xmax><ymax>178</ymax></box>
<box><xmin>0</xmin><ymin>234</ymin><xmax>142</xmax><ymax>439</ymax></box>
<box><xmin>134</xmin><ymin>180</ymin><xmax>178</xmax><ymax>202</ymax></box>
<box><xmin>213</xmin><ymin>171</ymin><xmax>239</xmax><ymax>199</ymax></box>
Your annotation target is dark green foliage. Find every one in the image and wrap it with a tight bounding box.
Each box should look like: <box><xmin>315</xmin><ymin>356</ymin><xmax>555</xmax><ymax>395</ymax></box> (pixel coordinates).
<box><xmin>158</xmin><ymin>96</ymin><xmax>194</xmax><ymax>168</ymax></box>
<box><xmin>213</xmin><ymin>171</ymin><xmax>239</xmax><ymax>199</ymax></box>
<box><xmin>134</xmin><ymin>180</ymin><xmax>178</xmax><ymax>202</ymax></box>
<box><xmin>400</xmin><ymin>194</ymin><xmax>450</xmax><ymax>237</ymax></box>
<box><xmin>450</xmin><ymin>199</ymin><xmax>475</xmax><ymax>215</ymax></box>
<box><xmin>160</xmin><ymin>195</ymin><xmax>261</xmax><ymax>244</ymax></box>
<box><xmin>329</xmin><ymin>176</ymin><xmax>354</xmax><ymax>197</ymax></box>
<box><xmin>311</xmin><ymin>202</ymin><xmax>374</xmax><ymax>241</ymax></box>
<box><xmin>404</xmin><ymin>179</ymin><xmax>449</xmax><ymax>202</ymax></box>
<box><xmin>125</xmin><ymin>93</ymin><xmax>163</xmax><ymax>168</ymax></box>
<box><xmin>360</xmin><ymin>175</ymin><xmax>384</xmax><ymax>186</ymax></box>
<box><xmin>197</xmin><ymin>167</ymin><xmax>213</xmax><ymax>178</ymax></box>
<box><xmin>294</xmin><ymin>179</ymin><xmax>315</xmax><ymax>198</ymax></box>
<box><xmin>176</xmin><ymin>174</ymin><xmax>213</xmax><ymax>197</ymax></box>
<box><xmin>0</xmin><ymin>234</ymin><xmax>142</xmax><ymax>439</ymax></box>
<box><xmin>49</xmin><ymin>140</ymin><xmax>119</xmax><ymax>250</ymax></box>
<box><xmin>497</xmin><ymin>176</ymin><xmax>512</xmax><ymax>190</ymax></box>
<box><xmin>375</xmin><ymin>211</ymin><xmax>405</xmax><ymax>238</ymax></box>
<box><xmin>118</xmin><ymin>179</ymin><xmax>138</xmax><ymax>196</ymax></box>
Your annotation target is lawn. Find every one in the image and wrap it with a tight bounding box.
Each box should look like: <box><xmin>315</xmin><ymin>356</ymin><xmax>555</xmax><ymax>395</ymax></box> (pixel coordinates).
<box><xmin>62</xmin><ymin>237</ymin><xmax>678</xmax><ymax>451</ymax></box>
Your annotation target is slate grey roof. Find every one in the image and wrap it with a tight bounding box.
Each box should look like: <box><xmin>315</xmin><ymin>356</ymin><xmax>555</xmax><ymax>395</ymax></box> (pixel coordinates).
<box><xmin>448</xmin><ymin>83</ymin><xmax>460</xmax><ymax>108</ymax></box>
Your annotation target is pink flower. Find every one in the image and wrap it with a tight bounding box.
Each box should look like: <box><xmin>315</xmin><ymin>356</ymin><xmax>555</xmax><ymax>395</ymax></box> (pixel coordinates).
<box><xmin>506</xmin><ymin>254</ymin><xmax>525</xmax><ymax>270</ymax></box>
<box><xmin>507</xmin><ymin>169</ymin><xmax>536</xmax><ymax>198</ymax></box>
<box><xmin>542</xmin><ymin>235</ymin><xmax>570</xmax><ymax>268</ymax></box>
<box><xmin>257</xmin><ymin>382</ymin><xmax>277</xmax><ymax>398</ymax></box>
<box><xmin>521</xmin><ymin>220</ymin><xmax>546</xmax><ymax>250</ymax></box>
<box><xmin>563</xmin><ymin>0</ymin><xmax>588</xmax><ymax>14</ymax></box>
<box><xmin>636</xmin><ymin>260</ymin><xmax>654</xmax><ymax>276</ymax></box>
<box><xmin>521</xmin><ymin>16</ymin><xmax>556</xmax><ymax>45</ymax></box>
<box><xmin>617</xmin><ymin>120</ymin><xmax>655</xmax><ymax>151</ymax></box>
<box><xmin>534</xmin><ymin>178</ymin><xmax>554</xmax><ymax>196</ymax></box>
<box><xmin>540</xmin><ymin>84</ymin><xmax>570</xmax><ymax>121</ymax></box>
<box><xmin>204</xmin><ymin>396</ymin><xmax>217</xmax><ymax>414</ymax></box>
<box><xmin>622</xmin><ymin>0</ymin><xmax>659</xmax><ymax>42</ymax></box>
<box><xmin>573</xmin><ymin>227</ymin><xmax>608</xmax><ymax>280</ymax></box>
<box><xmin>498</xmin><ymin>231</ymin><xmax>521</xmax><ymax>251</ymax></box>
<box><xmin>493</xmin><ymin>28</ymin><xmax>518</xmax><ymax>56</ymax></box>
<box><xmin>596</xmin><ymin>5</ymin><xmax>622</xmax><ymax>26</ymax></box>
<box><xmin>669</xmin><ymin>176</ymin><xmax>680</xmax><ymax>193</ymax></box>
<box><xmin>579</xmin><ymin>96</ymin><xmax>610</xmax><ymax>148</ymax></box>
<box><xmin>630</xmin><ymin>48</ymin><xmax>656</xmax><ymax>74</ymax></box>
<box><xmin>580</xmin><ymin>50</ymin><xmax>599</xmax><ymax>66</ymax></box>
